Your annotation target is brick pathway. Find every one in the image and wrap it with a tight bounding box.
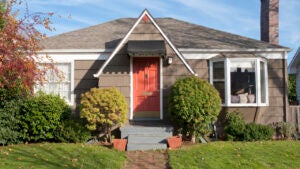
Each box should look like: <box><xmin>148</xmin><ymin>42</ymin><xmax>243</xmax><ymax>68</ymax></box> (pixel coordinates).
<box><xmin>124</xmin><ymin>150</ymin><xmax>170</xmax><ymax>169</ymax></box>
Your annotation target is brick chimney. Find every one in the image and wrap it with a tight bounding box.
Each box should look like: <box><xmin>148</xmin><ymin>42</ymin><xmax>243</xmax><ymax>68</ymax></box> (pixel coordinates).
<box><xmin>260</xmin><ymin>0</ymin><xmax>279</xmax><ymax>45</ymax></box>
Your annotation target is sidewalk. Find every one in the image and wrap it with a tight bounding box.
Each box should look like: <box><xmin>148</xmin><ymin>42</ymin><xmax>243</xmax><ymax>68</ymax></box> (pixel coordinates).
<box><xmin>124</xmin><ymin>150</ymin><xmax>170</xmax><ymax>169</ymax></box>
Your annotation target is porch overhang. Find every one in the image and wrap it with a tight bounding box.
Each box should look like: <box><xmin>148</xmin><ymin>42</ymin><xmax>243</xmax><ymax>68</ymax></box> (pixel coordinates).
<box><xmin>127</xmin><ymin>40</ymin><xmax>166</xmax><ymax>57</ymax></box>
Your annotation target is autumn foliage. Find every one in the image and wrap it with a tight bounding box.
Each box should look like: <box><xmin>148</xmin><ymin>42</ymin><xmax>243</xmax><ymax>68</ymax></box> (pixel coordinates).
<box><xmin>0</xmin><ymin>0</ymin><xmax>54</xmax><ymax>97</ymax></box>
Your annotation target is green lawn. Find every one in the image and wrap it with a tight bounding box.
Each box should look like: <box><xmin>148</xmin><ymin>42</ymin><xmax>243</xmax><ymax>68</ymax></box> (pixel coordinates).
<box><xmin>169</xmin><ymin>141</ymin><xmax>300</xmax><ymax>169</ymax></box>
<box><xmin>0</xmin><ymin>143</ymin><xmax>126</xmax><ymax>169</ymax></box>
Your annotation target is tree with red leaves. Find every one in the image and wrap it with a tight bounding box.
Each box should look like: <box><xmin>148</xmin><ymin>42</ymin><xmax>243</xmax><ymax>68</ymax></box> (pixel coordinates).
<box><xmin>0</xmin><ymin>0</ymin><xmax>55</xmax><ymax>101</ymax></box>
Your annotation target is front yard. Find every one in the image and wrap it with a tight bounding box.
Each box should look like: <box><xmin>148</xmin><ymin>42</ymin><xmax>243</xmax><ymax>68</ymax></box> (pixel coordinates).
<box><xmin>169</xmin><ymin>141</ymin><xmax>300</xmax><ymax>169</ymax></box>
<box><xmin>0</xmin><ymin>143</ymin><xmax>126</xmax><ymax>169</ymax></box>
<box><xmin>1</xmin><ymin>141</ymin><xmax>300</xmax><ymax>169</ymax></box>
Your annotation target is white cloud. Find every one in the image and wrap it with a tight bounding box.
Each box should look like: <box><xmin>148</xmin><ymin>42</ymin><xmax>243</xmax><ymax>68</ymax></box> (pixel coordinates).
<box><xmin>28</xmin><ymin>0</ymin><xmax>104</xmax><ymax>7</ymax></box>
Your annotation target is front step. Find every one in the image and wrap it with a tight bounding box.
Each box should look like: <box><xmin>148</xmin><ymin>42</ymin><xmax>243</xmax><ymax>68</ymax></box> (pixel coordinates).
<box><xmin>120</xmin><ymin>124</ymin><xmax>173</xmax><ymax>151</ymax></box>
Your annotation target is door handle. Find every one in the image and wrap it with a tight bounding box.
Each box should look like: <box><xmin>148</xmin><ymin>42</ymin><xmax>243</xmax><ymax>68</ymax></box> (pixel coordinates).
<box><xmin>145</xmin><ymin>74</ymin><xmax>148</xmax><ymax>79</ymax></box>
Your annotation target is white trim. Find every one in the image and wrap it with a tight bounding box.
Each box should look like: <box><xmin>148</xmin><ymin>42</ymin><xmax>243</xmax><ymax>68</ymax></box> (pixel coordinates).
<box><xmin>226</xmin><ymin>59</ymin><xmax>230</xmax><ymax>106</ymax></box>
<box><xmin>183</xmin><ymin>52</ymin><xmax>286</xmax><ymax>60</ymax></box>
<box><xmin>93</xmin><ymin>10</ymin><xmax>147</xmax><ymax>78</ymax></box>
<box><xmin>35</xmin><ymin>61</ymin><xmax>75</xmax><ymax>106</ymax></box>
<box><xmin>160</xmin><ymin>57</ymin><xmax>163</xmax><ymax>120</ymax></box>
<box><xmin>179</xmin><ymin>48</ymin><xmax>290</xmax><ymax>52</ymax></box>
<box><xmin>130</xmin><ymin>56</ymin><xmax>133</xmax><ymax>120</ymax></box>
<box><xmin>37</xmin><ymin>53</ymin><xmax>110</xmax><ymax>61</ymax></box>
<box><xmin>39</xmin><ymin>49</ymin><xmax>113</xmax><ymax>53</ymax></box>
<box><xmin>209</xmin><ymin>58</ymin><xmax>269</xmax><ymax>107</ymax></box>
<box><xmin>146</xmin><ymin>11</ymin><xmax>197</xmax><ymax>76</ymax></box>
<box><xmin>93</xmin><ymin>9</ymin><xmax>197</xmax><ymax>78</ymax></box>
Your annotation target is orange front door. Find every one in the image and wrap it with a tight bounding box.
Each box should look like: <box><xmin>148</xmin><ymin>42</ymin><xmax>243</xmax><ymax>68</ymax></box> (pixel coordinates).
<box><xmin>133</xmin><ymin>57</ymin><xmax>160</xmax><ymax>119</ymax></box>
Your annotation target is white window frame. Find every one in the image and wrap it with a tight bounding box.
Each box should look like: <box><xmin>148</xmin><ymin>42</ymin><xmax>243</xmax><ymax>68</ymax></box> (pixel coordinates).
<box><xmin>210</xmin><ymin>58</ymin><xmax>268</xmax><ymax>107</ymax></box>
<box><xmin>35</xmin><ymin>61</ymin><xmax>75</xmax><ymax>106</ymax></box>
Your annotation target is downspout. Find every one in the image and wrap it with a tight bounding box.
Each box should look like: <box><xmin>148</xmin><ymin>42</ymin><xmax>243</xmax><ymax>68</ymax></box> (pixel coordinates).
<box><xmin>283</xmin><ymin>51</ymin><xmax>289</xmax><ymax>122</ymax></box>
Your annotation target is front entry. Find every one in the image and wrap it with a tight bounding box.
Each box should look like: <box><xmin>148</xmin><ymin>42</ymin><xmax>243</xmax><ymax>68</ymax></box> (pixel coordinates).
<box><xmin>133</xmin><ymin>57</ymin><xmax>160</xmax><ymax>119</ymax></box>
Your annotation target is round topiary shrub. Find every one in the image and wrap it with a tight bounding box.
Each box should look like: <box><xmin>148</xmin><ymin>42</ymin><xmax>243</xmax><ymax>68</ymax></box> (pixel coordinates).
<box><xmin>19</xmin><ymin>92</ymin><xmax>71</xmax><ymax>142</ymax></box>
<box><xmin>80</xmin><ymin>87</ymin><xmax>128</xmax><ymax>142</ymax></box>
<box><xmin>168</xmin><ymin>76</ymin><xmax>221</xmax><ymax>142</ymax></box>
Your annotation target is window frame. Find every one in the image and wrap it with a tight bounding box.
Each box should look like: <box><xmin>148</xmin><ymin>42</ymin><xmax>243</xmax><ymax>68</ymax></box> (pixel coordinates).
<box><xmin>210</xmin><ymin>58</ymin><xmax>268</xmax><ymax>107</ymax></box>
<box><xmin>35</xmin><ymin>61</ymin><xmax>75</xmax><ymax>105</ymax></box>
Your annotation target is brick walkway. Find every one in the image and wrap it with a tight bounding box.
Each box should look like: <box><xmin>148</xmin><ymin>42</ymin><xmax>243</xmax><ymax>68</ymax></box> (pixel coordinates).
<box><xmin>124</xmin><ymin>150</ymin><xmax>170</xmax><ymax>169</ymax></box>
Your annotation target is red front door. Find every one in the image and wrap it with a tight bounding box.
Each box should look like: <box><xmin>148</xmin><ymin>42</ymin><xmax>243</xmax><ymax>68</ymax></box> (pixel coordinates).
<box><xmin>133</xmin><ymin>57</ymin><xmax>160</xmax><ymax>119</ymax></box>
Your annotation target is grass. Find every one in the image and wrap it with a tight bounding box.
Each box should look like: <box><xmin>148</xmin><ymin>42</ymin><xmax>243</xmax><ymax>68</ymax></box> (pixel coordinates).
<box><xmin>0</xmin><ymin>143</ymin><xmax>126</xmax><ymax>169</ymax></box>
<box><xmin>168</xmin><ymin>141</ymin><xmax>300</xmax><ymax>169</ymax></box>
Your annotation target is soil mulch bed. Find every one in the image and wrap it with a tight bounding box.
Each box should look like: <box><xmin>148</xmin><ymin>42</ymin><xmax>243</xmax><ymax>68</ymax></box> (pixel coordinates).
<box><xmin>124</xmin><ymin>150</ymin><xmax>170</xmax><ymax>169</ymax></box>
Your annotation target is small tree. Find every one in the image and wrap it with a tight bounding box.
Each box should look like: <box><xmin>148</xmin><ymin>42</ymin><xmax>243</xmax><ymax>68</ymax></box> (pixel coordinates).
<box><xmin>168</xmin><ymin>76</ymin><xmax>221</xmax><ymax>142</ymax></box>
<box><xmin>80</xmin><ymin>87</ymin><xmax>128</xmax><ymax>142</ymax></box>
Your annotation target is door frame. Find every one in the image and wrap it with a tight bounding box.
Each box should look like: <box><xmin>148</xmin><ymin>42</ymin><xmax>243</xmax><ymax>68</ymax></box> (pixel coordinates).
<box><xmin>130</xmin><ymin>56</ymin><xmax>163</xmax><ymax>120</ymax></box>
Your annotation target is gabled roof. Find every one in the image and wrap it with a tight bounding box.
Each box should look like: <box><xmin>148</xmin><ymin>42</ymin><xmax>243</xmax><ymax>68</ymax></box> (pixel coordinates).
<box><xmin>288</xmin><ymin>47</ymin><xmax>300</xmax><ymax>74</ymax></box>
<box><xmin>93</xmin><ymin>9</ymin><xmax>196</xmax><ymax>77</ymax></box>
<box><xmin>41</xmin><ymin>17</ymin><xmax>289</xmax><ymax>51</ymax></box>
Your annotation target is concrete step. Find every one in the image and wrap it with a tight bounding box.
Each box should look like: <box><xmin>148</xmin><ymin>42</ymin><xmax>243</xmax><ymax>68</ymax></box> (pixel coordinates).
<box><xmin>120</xmin><ymin>125</ymin><xmax>173</xmax><ymax>138</ymax></box>
<box><xmin>127</xmin><ymin>143</ymin><xmax>167</xmax><ymax>151</ymax></box>
<box><xmin>128</xmin><ymin>134</ymin><xmax>168</xmax><ymax>144</ymax></box>
<box><xmin>120</xmin><ymin>124</ymin><xmax>173</xmax><ymax>151</ymax></box>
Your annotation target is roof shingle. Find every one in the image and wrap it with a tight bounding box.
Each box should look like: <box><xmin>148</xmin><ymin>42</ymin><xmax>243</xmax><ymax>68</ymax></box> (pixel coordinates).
<box><xmin>41</xmin><ymin>18</ymin><xmax>288</xmax><ymax>50</ymax></box>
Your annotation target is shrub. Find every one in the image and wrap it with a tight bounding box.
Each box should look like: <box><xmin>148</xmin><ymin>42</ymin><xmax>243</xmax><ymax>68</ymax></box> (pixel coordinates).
<box><xmin>224</xmin><ymin>112</ymin><xmax>246</xmax><ymax>141</ymax></box>
<box><xmin>274</xmin><ymin>122</ymin><xmax>293</xmax><ymax>139</ymax></box>
<box><xmin>80</xmin><ymin>87</ymin><xmax>128</xmax><ymax>143</ymax></box>
<box><xmin>0</xmin><ymin>99</ymin><xmax>24</xmax><ymax>145</ymax></box>
<box><xmin>168</xmin><ymin>77</ymin><xmax>221</xmax><ymax>142</ymax></box>
<box><xmin>224</xmin><ymin>112</ymin><xmax>274</xmax><ymax>141</ymax></box>
<box><xmin>19</xmin><ymin>92</ymin><xmax>71</xmax><ymax>142</ymax></box>
<box><xmin>288</xmin><ymin>74</ymin><xmax>297</xmax><ymax>104</ymax></box>
<box><xmin>244</xmin><ymin>123</ymin><xmax>274</xmax><ymax>141</ymax></box>
<box><xmin>54</xmin><ymin>119</ymin><xmax>92</xmax><ymax>143</ymax></box>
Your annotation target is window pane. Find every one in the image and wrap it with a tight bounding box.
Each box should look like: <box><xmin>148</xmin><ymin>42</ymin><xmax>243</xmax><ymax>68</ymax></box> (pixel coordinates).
<box><xmin>213</xmin><ymin>62</ymin><xmax>224</xmax><ymax>80</ymax></box>
<box><xmin>36</xmin><ymin>63</ymin><xmax>72</xmax><ymax>103</ymax></box>
<box><xmin>230</xmin><ymin>61</ymin><xmax>256</xmax><ymax>104</ymax></box>
<box><xmin>260</xmin><ymin>61</ymin><xmax>266</xmax><ymax>103</ymax></box>
<box><xmin>212</xmin><ymin>61</ymin><xmax>225</xmax><ymax>104</ymax></box>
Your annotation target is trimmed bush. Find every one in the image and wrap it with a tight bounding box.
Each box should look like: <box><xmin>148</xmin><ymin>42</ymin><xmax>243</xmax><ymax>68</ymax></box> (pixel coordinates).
<box><xmin>80</xmin><ymin>87</ymin><xmax>128</xmax><ymax>142</ymax></box>
<box><xmin>0</xmin><ymin>99</ymin><xmax>23</xmax><ymax>145</ymax></box>
<box><xmin>224</xmin><ymin>112</ymin><xmax>274</xmax><ymax>141</ymax></box>
<box><xmin>54</xmin><ymin>119</ymin><xmax>92</xmax><ymax>143</ymax></box>
<box><xmin>224</xmin><ymin>112</ymin><xmax>246</xmax><ymax>141</ymax></box>
<box><xmin>168</xmin><ymin>77</ymin><xmax>221</xmax><ymax>142</ymax></box>
<box><xmin>244</xmin><ymin>123</ymin><xmax>274</xmax><ymax>141</ymax></box>
<box><xmin>19</xmin><ymin>92</ymin><xmax>71</xmax><ymax>142</ymax></box>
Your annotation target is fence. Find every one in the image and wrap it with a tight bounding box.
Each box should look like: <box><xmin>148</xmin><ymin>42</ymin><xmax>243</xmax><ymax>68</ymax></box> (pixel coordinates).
<box><xmin>288</xmin><ymin>106</ymin><xmax>300</xmax><ymax>131</ymax></box>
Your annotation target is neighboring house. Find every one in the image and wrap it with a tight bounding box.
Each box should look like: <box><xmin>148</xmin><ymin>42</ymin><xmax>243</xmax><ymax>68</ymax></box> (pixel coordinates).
<box><xmin>288</xmin><ymin>47</ymin><xmax>300</xmax><ymax>104</ymax></box>
<box><xmin>38</xmin><ymin>0</ymin><xmax>289</xmax><ymax>126</ymax></box>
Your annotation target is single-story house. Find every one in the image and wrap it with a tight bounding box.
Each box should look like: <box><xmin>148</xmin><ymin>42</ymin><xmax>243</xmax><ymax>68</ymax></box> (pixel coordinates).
<box><xmin>38</xmin><ymin>0</ymin><xmax>289</xmax><ymax>128</ymax></box>
<box><xmin>288</xmin><ymin>47</ymin><xmax>300</xmax><ymax>104</ymax></box>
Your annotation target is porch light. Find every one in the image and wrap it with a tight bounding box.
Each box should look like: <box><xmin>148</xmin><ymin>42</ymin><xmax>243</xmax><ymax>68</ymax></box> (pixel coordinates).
<box><xmin>167</xmin><ymin>56</ymin><xmax>173</xmax><ymax>64</ymax></box>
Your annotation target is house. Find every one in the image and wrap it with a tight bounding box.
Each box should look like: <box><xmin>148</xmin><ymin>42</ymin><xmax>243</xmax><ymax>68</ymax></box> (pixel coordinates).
<box><xmin>38</xmin><ymin>0</ymin><xmax>289</xmax><ymax>149</ymax></box>
<box><xmin>288</xmin><ymin>47</ymin><xmax>300</xmax><ymax>104</ymax></box>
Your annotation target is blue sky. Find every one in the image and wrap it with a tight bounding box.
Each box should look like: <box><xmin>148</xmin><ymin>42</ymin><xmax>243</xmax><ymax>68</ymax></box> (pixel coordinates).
<box><xmin>23</xmin><ymin>0</ymin><xmax>300</xmax><ymax>63</ymax></box>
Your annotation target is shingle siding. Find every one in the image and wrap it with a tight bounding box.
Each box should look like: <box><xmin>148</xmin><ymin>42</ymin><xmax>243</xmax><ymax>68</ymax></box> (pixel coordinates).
<box><xmin>74</xmin><ymin>60</ymin><xmax>105</xmax><ymax>116</ymax></box>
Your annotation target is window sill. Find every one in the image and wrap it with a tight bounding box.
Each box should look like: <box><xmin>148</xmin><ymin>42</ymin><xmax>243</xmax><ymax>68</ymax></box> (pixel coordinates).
<box><xmin>221</xmin><ymin>103</ymin><xmax>269</xmax><ymax>107</ymax></box>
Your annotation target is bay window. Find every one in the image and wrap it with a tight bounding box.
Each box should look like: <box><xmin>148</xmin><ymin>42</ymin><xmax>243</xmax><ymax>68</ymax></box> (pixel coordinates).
<box><xmin>210</xmin><ymin>58</ymin><xmax>268</xmax><ymax>106</ymax></box>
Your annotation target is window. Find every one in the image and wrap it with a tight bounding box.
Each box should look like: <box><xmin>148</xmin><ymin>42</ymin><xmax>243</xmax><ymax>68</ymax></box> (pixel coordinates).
<box><xmin>210</xmin><ymin>58</ymin><xmax>268</xmax><ymax>106</ymax></box>
<box><xmin>36</xmin><ymin>63</ymin><xmax>73</xmax><ymax>104</ymax></box>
